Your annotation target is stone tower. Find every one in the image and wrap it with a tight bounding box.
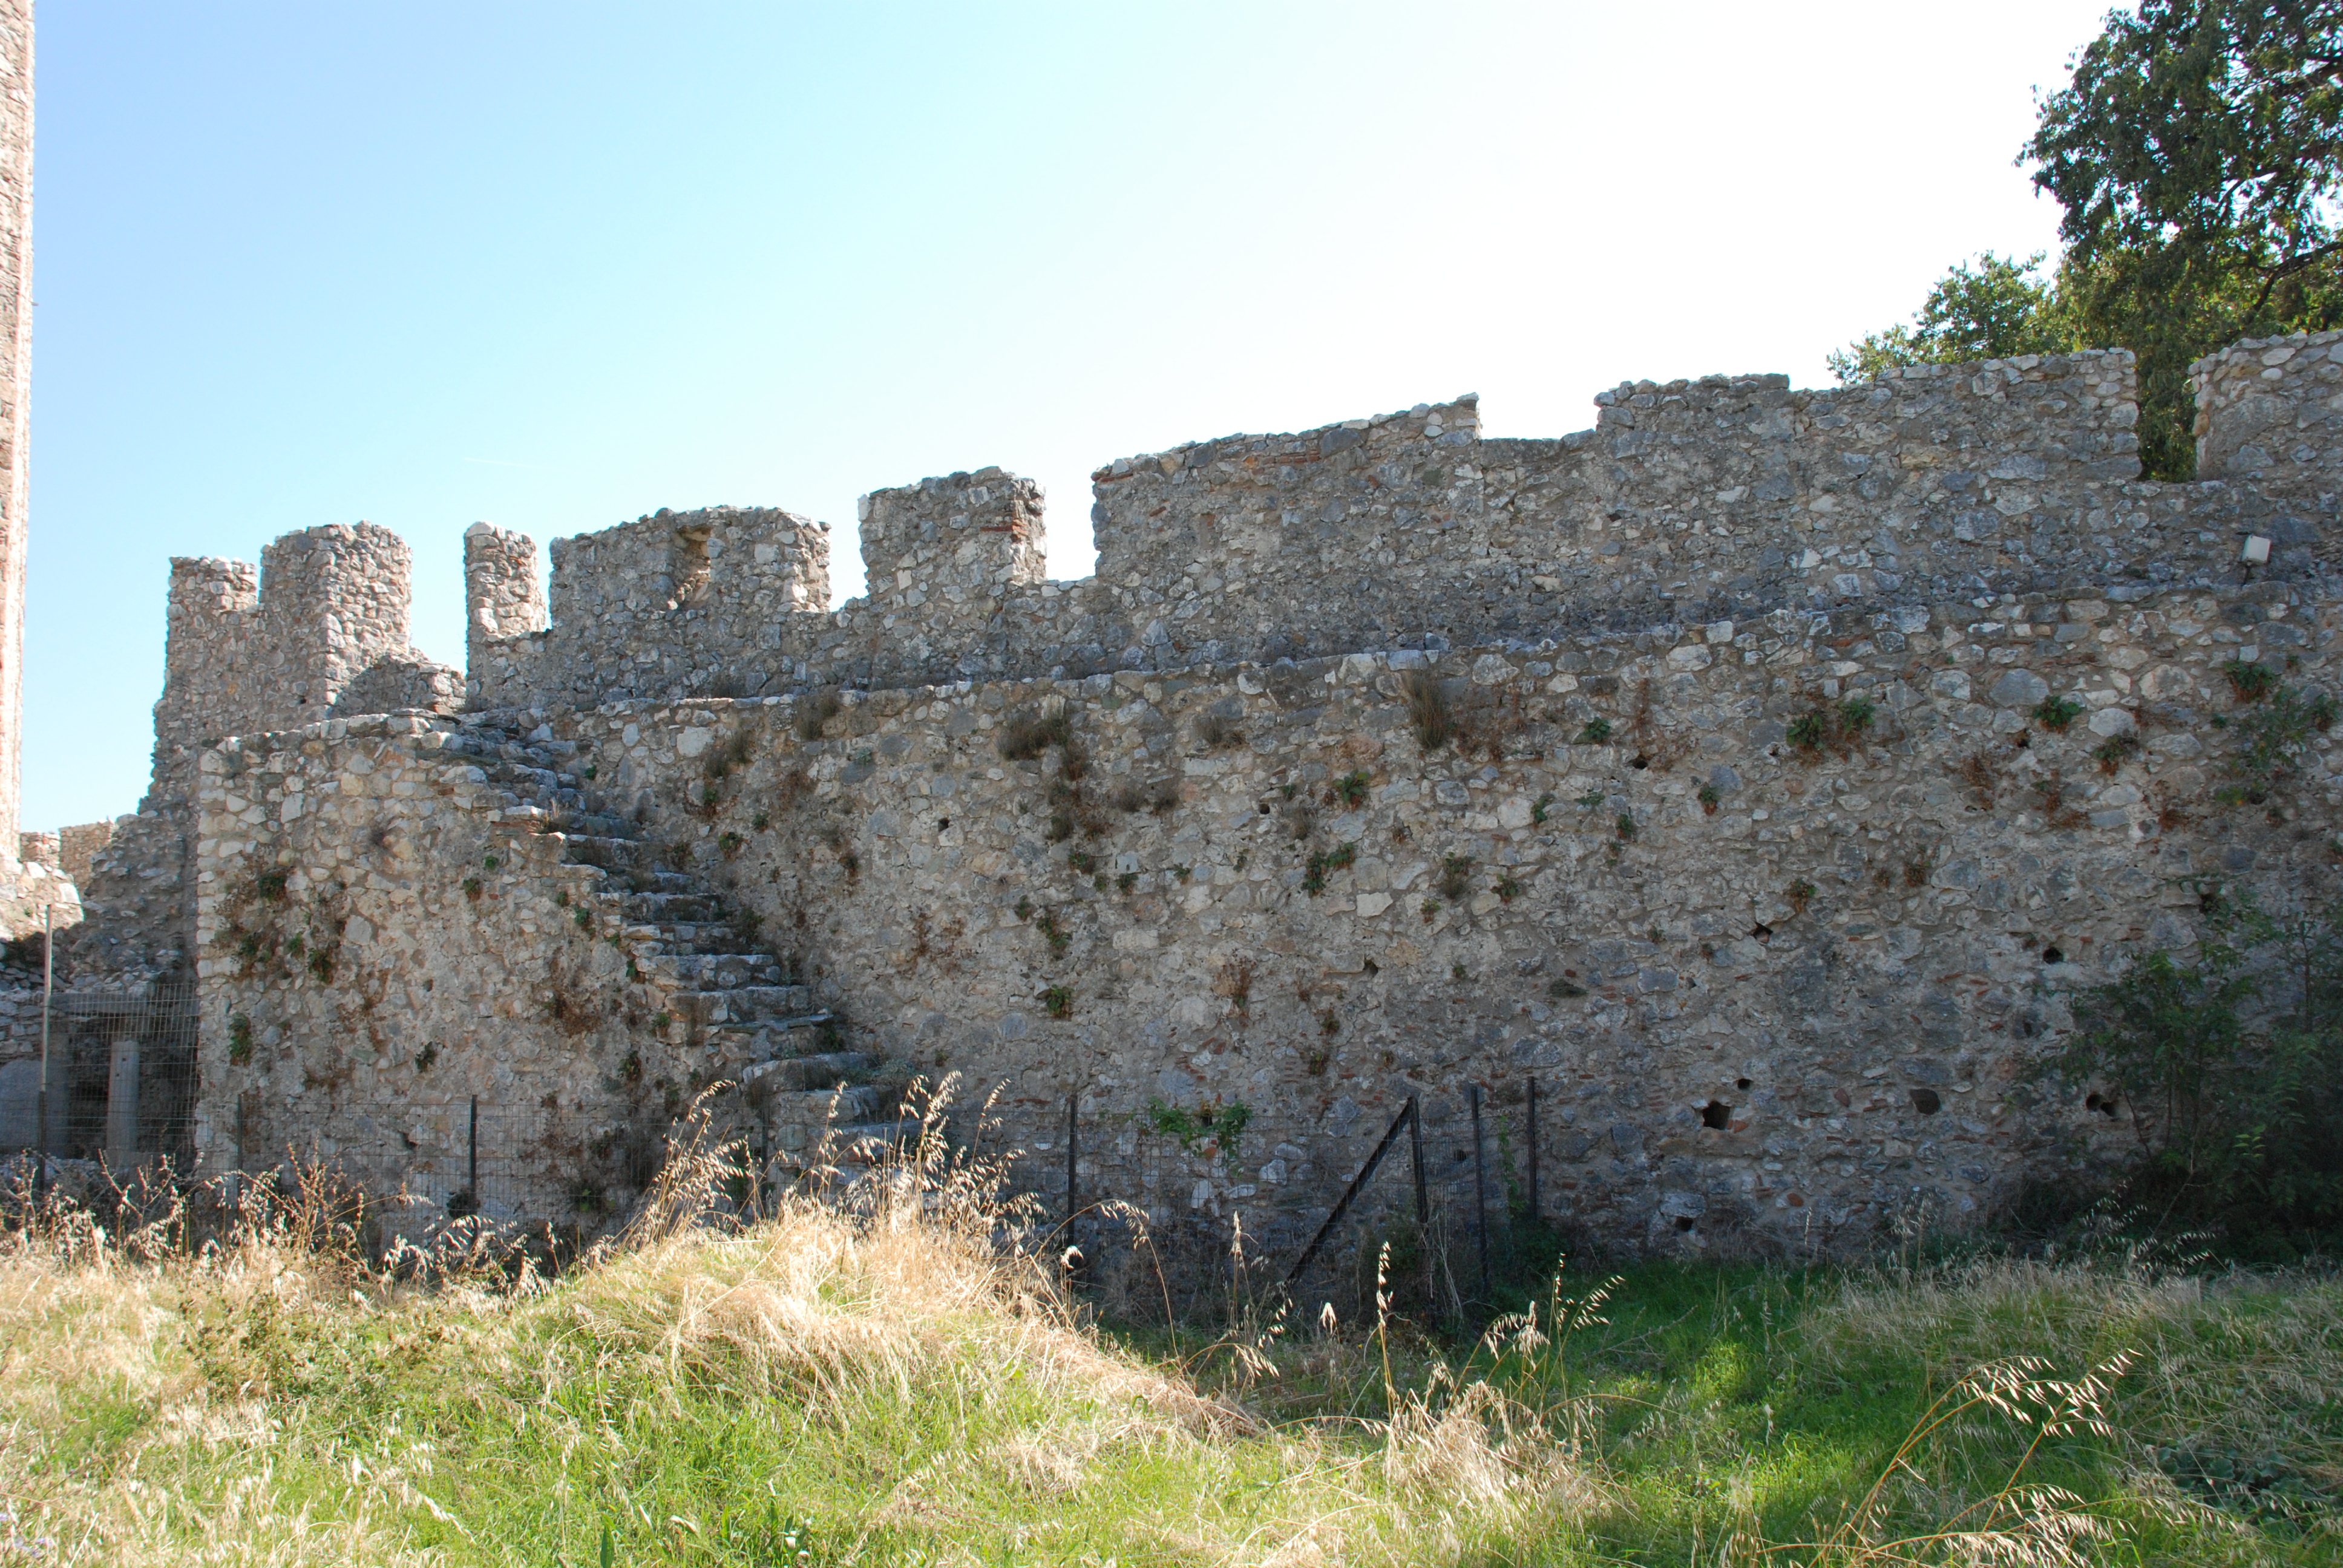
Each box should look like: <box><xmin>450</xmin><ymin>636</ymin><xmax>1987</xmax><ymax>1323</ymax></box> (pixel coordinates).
<box><xmin>0</xmin><ymin>1</ymin><xmax>28</xmax><ymax>898</ymax></box>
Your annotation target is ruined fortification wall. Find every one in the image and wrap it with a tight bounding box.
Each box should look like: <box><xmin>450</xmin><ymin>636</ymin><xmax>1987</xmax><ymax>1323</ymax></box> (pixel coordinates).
<box><xmin>196</xmin><ymin>573</ymin><xmax>2343</xmax><ymax>1263</ymax></box>
<box><xmin>465</xmin><ymin>348</ymin><xmax>2342</xmax><ymax>717</ymax></box>
<box><xmin>188</xmin><ymin>714</ymin><xmax>650</xmax><ymax>1207</ymax></box>
<box><xmin>85</xmin><ymin>328</ymin><xmax>2343</xmax><ymax>1261</ymax></box>
<box><xmin>0</xmin><ymin>0</ymin><xmax>31</xmax><ymax>891</ymax></box>
<box><xmin>67</xmin><ymin>523</ymin><xmax>439</xmax><ymax>978</ymax></box>
<box><xmin>2192</xmin><ymin>328</ymin><xmax>2343</xmax><ymax>495</ymax></box>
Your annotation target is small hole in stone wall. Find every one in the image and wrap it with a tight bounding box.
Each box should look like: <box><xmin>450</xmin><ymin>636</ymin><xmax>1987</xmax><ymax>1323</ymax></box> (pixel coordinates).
<box><xmin>936</xmin><ymin>818</ymin><xmax>949</xmax><ymax>832</ymax></box>
<box><xmin>1735</xmin><ymin>1077</ymin><xmax>1753</xmax><ymax>1091</ymax></box>
<box><xmin>2040</xmin><ymin>946</ymin><xmax>2065</xmax><ymax>964</ymax></box>
<box><xmin>2085</xmin><ymin>1091</ymin><xmax>2120</xmax><ymax>1117</ymax></box>
<box><xmin>1363</xmin><ymin>958</ymin><xmax>1379</xmax><ymax>976</ymax></box>
<box><xmin>1699</xmin><ymin>1100</ymin><xmax>1732</xmax><ymax>1129</ymax></box>
<box><xmin>1910</xmin><ymin>1088</ymin><xmax>1941</xmax><ymax>1115</ymax></box>
<box><xmin>1674</xmin><ymin>1216</ymin><xmax>1696</xmax><ymax>1232</ymax></box>
<box><xmin>1258</xmin><ymin>802</ymin><xmax>1270</xmax><ymax>815</ymax></box>
<box><xmin>1750</xmin><ymin>923</ymin><xmax>1773</xmax><ymax>940</ymax></box>
<box><xmin>1631</xmin><ymin>754</ymin><xmax>1650</xmax><ymax>770</ymax></box>
<box><xmin>2013</xmin><ymin>730</ymin><xmax>2030</xmax><ymax>748</ymax></box>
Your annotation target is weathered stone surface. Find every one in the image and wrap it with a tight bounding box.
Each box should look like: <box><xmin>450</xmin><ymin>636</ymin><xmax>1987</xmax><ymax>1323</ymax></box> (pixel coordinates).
<box><xmin>44</xmin><ymin>326</ymin><xmax>2343</xmax><ymax>1271</ymax></box>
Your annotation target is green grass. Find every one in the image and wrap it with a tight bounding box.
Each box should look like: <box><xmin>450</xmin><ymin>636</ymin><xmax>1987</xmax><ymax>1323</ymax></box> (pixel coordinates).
<box><xmin>4</xmin><ymin>1159</ymin><xmax>2341</xmax><ymax>1564</ymax></box>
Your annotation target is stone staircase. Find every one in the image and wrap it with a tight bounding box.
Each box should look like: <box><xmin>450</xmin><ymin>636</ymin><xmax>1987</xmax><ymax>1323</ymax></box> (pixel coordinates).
<box><xmin>444</xmin><ymin>713</ymin><xmax>918</xmax><ymax>1173</ymax></box>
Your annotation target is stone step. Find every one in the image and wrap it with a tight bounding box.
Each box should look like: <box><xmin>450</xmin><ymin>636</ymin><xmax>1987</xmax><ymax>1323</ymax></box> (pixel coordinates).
<box><xmin>611</xmin><ymin>870</ymin><xmax>701</xmax><ymax>897</ymax></box>
<box><xmin>641</xmin><ymin>952</ymin><xmax>789</xmax><ymax>989</ymax></box>
<box><xmin>556</xmin><ymin>834</ymin><xmax>658</xmax><ymax>871</ymax></box>
<box><xmin>553</xmin><ymin>810</ymin><xmax>634</xmax><ymax>838</ymax></box>
<box><xmin>770</xmin><ymin>1114</ymin><xmax>919</xmax><ymax>1156</ymax></box>
<box><xmin>631</xmin><ymin>923</ymin><xmax>758</xmax><ymax>958</ymax></box>
<box><xmin>829</xmin><ymin>1120</ymin><xmax>925</xmax><ymax>1161</ymax></box>
<box><xmin>621</xmin><ymin>891</ymin><xmax>729</xmax><ymax>923</ymax></box>
<box><xmin>666</xmin><ymin>984</ymin><xmax>813</xmax><ymax>1026</ymax></box>
<box><xmin>755</xmin><ymin>1084</ymin><xmax>889</xmax><ymax>1125</ymax></box>
<box><xmin>446</xmin><ymin>736</ymin><xmax>565</xmax><ymax>773</ymax></box>
<box><xmin>700</xmin><ymin>1014</ymin><xmax>836</xmax><ymax>1059</ymax></box>
<box><xmin>739</xmin><ymin>1049</ymin><xmax>873</xmax><ymax>1091</ymax></box>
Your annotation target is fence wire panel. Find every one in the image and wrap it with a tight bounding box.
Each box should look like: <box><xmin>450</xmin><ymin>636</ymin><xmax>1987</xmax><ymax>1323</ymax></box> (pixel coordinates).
<box><xmin>231</xmin><ymin>1102</ymin><xmax>574</xmax><ymax>1223</ymax></box>
<box><xmin>1</xmin><ymin>982</ymin><xmax>198</xmax><ymax>1166</ymax></box>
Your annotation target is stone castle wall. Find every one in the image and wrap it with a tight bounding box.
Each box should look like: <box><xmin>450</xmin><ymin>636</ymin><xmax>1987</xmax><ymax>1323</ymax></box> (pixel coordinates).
<box><xmin>195</xmin><ymin>572</ymin><xmax>2343</xmax><ymax>1265</ymax></box>
<box><xmin>0</xmin><ymin>0</ymin><xmax>30</xmax><ymax>895</ymax></box>
<box><xmin>458</xmin><ymin>344</ymin><xmax>2342</xmax><ymax>719</ymax></box>
<box><xmin>64</xmin><ymin>523</ymin><xmax>454</xmax><ymax>978</ymax></box>
<box><xmin>45</xmin><ymin>325</ymin><xmax>2343</xmax><ymax>1263</ymax></box>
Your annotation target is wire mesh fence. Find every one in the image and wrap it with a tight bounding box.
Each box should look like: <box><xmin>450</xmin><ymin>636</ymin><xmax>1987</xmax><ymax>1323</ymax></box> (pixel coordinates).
<box><xmin>229</xmin><ymin>1100</ymin><xmax>565</xmax><ymax>1223</ymax></box>
<box><xmin>0</xmin><ymin>980</ymin><xmax>198</xmax><ymax>1168</ymax></box>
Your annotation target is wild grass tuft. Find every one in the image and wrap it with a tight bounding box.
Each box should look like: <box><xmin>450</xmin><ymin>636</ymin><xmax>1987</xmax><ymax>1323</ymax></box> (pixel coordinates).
<box><xmin>2</xmin><ymin>1120</ymin><xmax>2338</xmax><ymax>1566</ymax></box>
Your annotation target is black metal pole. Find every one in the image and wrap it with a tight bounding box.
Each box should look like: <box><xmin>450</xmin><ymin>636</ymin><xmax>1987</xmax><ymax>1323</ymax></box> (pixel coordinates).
<box><xmin>33</xmin><ymin>904</ymin><xmax>50</xmax><ymax>1197</ymax></box>
<box><xmin>1470</xmin><ymin>1084</ymin><xmax>1490</xmax><ymax>1305</ymax></box>
<box><xmin>468</xmin><ymin>1096</ymin><xmax>479</xmax><ymax>1202</ymax></box>
<box><xmin>1066</xmin><ymin>1091</ymin><xmax>1078</xmax><ymax>1226</ymax></box>
<box><xmin>1285</xmin><ymin>1096</ymin><xmax>1418</xmax><ymax>1288</ymax></box>
<box><xmin>1407</xmin><ymin>1096</ymin><xmax>1428</xmax><ymax>1227</ymax></box>
<box><xmin>1527</xmin><ymin>1077</ymin><xmax>1539</xmax><ymax>1226</ymax></box>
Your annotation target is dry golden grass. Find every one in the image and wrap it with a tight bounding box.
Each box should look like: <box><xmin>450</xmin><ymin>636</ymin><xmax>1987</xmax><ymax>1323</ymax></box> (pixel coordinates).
<box><xmin>0</xmin><ymin>1103</ymin><xmax>2335</xmax><ymax>1564</ymax></box>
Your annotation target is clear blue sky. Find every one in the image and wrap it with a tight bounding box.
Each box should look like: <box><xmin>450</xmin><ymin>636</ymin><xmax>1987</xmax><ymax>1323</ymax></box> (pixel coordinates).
<box><xmin>25</xmin><ymin>0</ymin><xmax>2111</xmax><ymax>834</ymax></box>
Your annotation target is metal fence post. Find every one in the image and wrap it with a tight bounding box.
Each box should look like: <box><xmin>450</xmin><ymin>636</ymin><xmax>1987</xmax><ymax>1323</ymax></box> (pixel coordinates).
<box><xmin>1469</xmin><ymin>1083</ymin><xmax>1490</xmax><ymax>1305</ymax></box>
<box><xmin>1407</xmin><ymin>1094</ymin><xmax>1432</xmax><ymax>1310</ymax></box>
<box><xmin>1064</xmin><ymin>1091</ymin><xmax>1078</xmax><ymax>1227</ymax></box>
<box><xmin>33</xmin><ymin>904</ymin><xmax>50</xmax><ymax>1195</ymax></box>
<box><xmin>1527</xmin><ymin>1077</ymin><xmax>1539</xmax><ymax>1226</ymax></box>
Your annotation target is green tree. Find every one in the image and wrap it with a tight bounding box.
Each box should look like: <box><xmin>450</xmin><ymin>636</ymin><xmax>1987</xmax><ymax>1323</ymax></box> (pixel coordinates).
<box><xmin>1826</xmin><ymin>252</ymin><xmax>2079</xmax><ymax>384</ymax></box>
<box><xmin>2042</xmin><ymin>886</ymin><xmax>2343</xmax><ymax>1254</ymax></box>
<box><xmin>1836</xmin><ymin>2</ymin><xmax>2343</xmax><ymax>480</ymax></box>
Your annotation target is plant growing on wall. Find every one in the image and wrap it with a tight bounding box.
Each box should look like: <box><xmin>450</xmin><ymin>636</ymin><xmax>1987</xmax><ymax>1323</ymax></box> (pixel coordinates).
<box><xmin>1439</xmin><ymin>854</ymin><xmax>1475</xmax><ymax>901</ymax></box>
<box><xmin>1788</xmin><ymin>696</ymin><xmax>1877</xmax><ymax>759</ymax></box>
<box><xmin>998</xmin><ymin>707</ymin><xmax>1074</xmax><ymax>760</ymax></box>
<box><xmin>1401</xmin><ymin>670</ymin><xmax>1453</xmax><ymax>751</ymax></box>
<box><xmin>2218</xmin><ymin>681</ymin><xmax>2337</xmax><ymax>803</ymax></box>
<box><xmin>1194</xmin><ymin>711</ymin><xmax>1245</xmax><ymax>751</ymax></box>
<box><xmin>1214</xmin><ymin>955</ymin><xmax>1254</xmax><ymax>1015</ymax></box>
<box><xmin>795</xmin><ymin>688</ymin><xmax>842</xmax><ymax>740</ymax></box>
<box><xmin>1147</xmin><ymin>1098</ymin><xmax>1252</xmax><ymax>1160</ymax></box>
<box><xmin>2033</xmin><ymin>695</ymin><xmax>2088</xmax><ymax>731</ymax></box>
<box><xmin>1302</xmin><ymin>842</ymin><xmax>1357</xmax><ymax>895</ymax></box>
<box><xmin>2224</xmin><ymin>658</ymin><xmax>2281</xmax><ymax>703</ymax></box>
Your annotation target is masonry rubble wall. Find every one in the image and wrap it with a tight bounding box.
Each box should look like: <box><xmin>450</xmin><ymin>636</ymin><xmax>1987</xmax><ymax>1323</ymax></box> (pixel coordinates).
<box><xmin>65</xmin><ymin>523</ymin><xmax>431</xmax><ymax>979</ymax></box>
<box><xmin>464</xmin><ymin>350</ymin><xmax>2343</xmax><ymax>719</ymax></box>
<box><xmin>195</xmin><ymin>574</ymin><xmax>2343</xmax><ymax>1266</ymax></box>
<box><xmin>54</xmin><ymin>330</ymin><xmax>2343</xmax><ymax>1263</ymax></box>
<box><xmin>0</xmin><ymin>0</ymin><xmax>31</xmax><ymax>898</ymax></box>
<box><xmin>2192</xmin><ymin>328</ymin><xmax>2343</xmax><ymax>496</ymax></box>
<box><xmin>189</xmin><ymin>713</ymin><xmax>652</xmax><ymax>1210</ymax></box>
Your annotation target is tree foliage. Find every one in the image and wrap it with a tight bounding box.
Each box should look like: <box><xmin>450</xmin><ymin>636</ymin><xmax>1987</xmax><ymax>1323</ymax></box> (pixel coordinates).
<box><xmin>1826</xmin><ymin>253</ymin><xmax>2078</xmax><ymax>385</ymax></box>
<box><xmin>1835</xmin><ymin>2</ymin><xmax>2343</xmax><ymax>480</ymax></box>
<box><xmin>2042</xmin><ymin>887</ymin><xmax>2343</xmax><ymax>1254</ymax></box>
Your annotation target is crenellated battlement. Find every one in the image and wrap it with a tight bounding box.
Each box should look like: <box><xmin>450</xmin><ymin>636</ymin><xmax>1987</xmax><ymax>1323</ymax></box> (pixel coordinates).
<box><xmin>156</xmin><ymin>524</ymin><xmax>419</xmax><ymax>758</ymax></box>
<box><xmin>68</xmin><ymin>522</ymin><xmax>451</xmax><ymax>975</ymax></box>
<box><xmin>2191</xmin><ymin>328</ymin><xmax>2343</xmax><ymax>494</ymax></box>
<box><xmin>451</xmin><ymin>341</ymin><xmax>2336</xmax><ymax>717</ymax></box>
